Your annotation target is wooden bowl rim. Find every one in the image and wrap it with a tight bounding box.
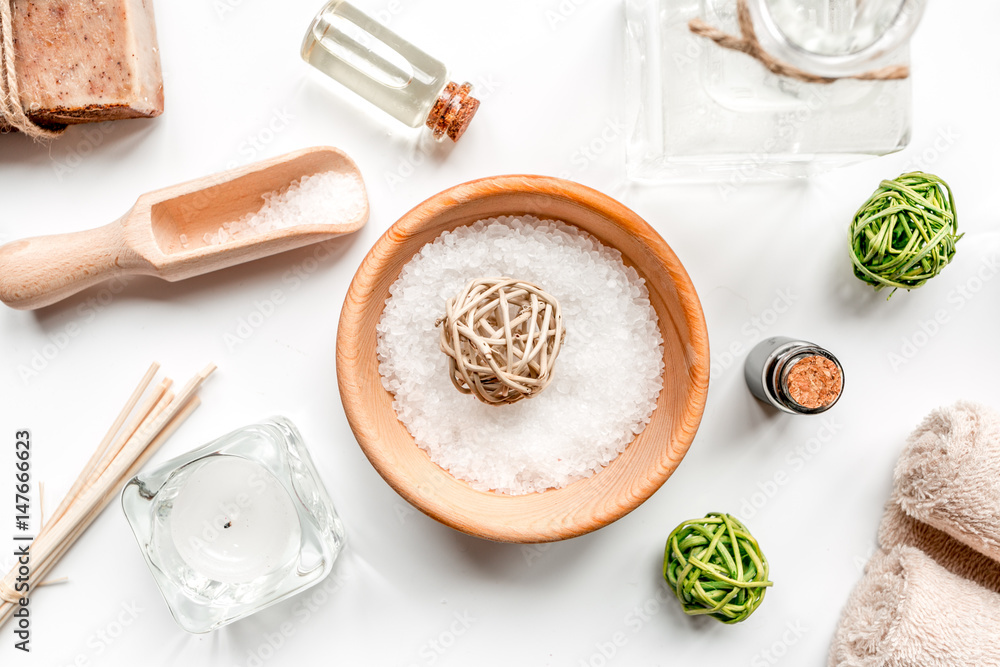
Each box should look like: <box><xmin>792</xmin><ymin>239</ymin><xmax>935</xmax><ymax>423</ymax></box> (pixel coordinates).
<box><xmin>336</xmin><ymin>175</ymin><xmax>710</xmax><ymax>542</ymax></box>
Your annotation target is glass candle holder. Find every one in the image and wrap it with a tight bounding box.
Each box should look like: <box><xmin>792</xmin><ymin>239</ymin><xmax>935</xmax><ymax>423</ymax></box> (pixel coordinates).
<box><xmin>625</xmin><ymin>0</ymin><xmax>926</xmax><ymax>181</ymax></box>
<box><xmin>122</xmin><ymin>417</ymin><xmax>345</xmax><ymax>633</ymax></box>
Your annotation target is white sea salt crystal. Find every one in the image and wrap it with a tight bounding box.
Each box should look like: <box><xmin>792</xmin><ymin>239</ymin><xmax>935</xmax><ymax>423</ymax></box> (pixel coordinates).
<box><xmin>203</xmin><ymin>171</ymin><xmax>365</xmax><ymax>246</ymax></box>
<box><xmin>376</xmin><ymin>216</ymin><xmax>666</xmax><ymax>496</ymax></box>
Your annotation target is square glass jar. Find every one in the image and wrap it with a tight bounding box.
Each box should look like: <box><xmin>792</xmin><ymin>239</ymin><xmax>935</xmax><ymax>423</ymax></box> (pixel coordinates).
<box><xmin>122</xmin><ymin>417</ymin><xmax>345</xmax><ymax>633</ymax></box>
<box><xmin>625</xmin><ymin>0</ymin><xmax>923</xmax><ymax>181</ymax></box>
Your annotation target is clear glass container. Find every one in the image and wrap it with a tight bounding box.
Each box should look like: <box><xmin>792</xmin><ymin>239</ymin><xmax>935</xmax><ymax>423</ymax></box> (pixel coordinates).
<box><xmin>625</xmin><ymin>0</ymin><xmax>926</xmax><ymax>181</ymax></box>
<box><xmin>302</xmin><ymin>0</ymin><xmax>479</xmax><ymax>142</ymax></box>
<box><xmin>122</xmin><ymin>417</ymin><xmax>345</xmax><ymax>633</ymax></box>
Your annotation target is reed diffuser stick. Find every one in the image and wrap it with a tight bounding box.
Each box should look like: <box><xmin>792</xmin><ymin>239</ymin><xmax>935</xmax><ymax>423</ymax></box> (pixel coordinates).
<box><xmin>45</xmin><ymin>364</ymin><xmax>161</xmax><ymax>531</ymax></box>
<box><xmin>0</xmin><ymin>363</ymin><xmax>214</xmax><ymax>628</ymax></box>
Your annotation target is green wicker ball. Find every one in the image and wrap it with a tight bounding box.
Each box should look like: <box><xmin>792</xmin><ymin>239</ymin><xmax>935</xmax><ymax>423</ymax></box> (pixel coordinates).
<box><xmin>849</xmin><ymin>172</ymin><xmax>961</xmax><ymax>296</ymax></box>
<box><xmin>662</xmin><ymin>512</ymin><xmax>772</xmax><ymax>624</ymax></box>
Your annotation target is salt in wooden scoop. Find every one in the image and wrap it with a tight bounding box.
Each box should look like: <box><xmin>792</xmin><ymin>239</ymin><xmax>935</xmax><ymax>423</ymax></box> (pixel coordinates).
<box><xmin>0</xmin><ymin>146</ymin><xmax>369</xmax><ymax>310</ymax></box>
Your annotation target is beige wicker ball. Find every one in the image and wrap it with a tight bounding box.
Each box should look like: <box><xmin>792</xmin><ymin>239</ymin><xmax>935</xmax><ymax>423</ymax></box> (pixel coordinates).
<box><xmin>437</xmin><ymin>277</ymin><xmax>565</xmax><ymax>405</ymax></box>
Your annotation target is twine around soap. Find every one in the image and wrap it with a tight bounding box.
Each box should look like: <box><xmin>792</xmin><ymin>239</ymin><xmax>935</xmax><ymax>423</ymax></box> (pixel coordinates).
<box><xmin>0</xmin><ymin>0</ymin><xmax>64</xmax><ymax>139</ymax></box>
<box><xmin>437</xmin><ymin>277</ymin><xmax>565</xmax><ymax>405</ymax></box>
<box><xmin>688</xmin><ymin>0</ymin><xmax>909</xmax><ymax>84</ymax></box>
<box><xmin>663</xmin><ymin>512</ymin><xmax>772</xmax><ymax>624</ymax></box>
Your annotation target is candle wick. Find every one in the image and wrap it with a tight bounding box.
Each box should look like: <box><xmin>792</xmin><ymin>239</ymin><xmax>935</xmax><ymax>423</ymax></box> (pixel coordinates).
<box><xmin>223</xmin><ymin>520</ymin><xmax>232</xmax><ymax>529</ymax></box>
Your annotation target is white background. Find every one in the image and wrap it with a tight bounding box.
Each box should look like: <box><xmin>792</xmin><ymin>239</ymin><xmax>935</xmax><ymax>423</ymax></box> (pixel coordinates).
<box><xmin>2</xmin><ymin>0</ymin><xmax>999</xmax><ymax>665</ymax></box>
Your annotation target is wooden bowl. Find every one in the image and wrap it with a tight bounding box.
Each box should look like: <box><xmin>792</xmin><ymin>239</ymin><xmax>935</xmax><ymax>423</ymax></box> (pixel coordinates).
<box><xmin>336</xmin><ymin>175</ymin><xmax>710</xmax><ymax>543</ymax></box>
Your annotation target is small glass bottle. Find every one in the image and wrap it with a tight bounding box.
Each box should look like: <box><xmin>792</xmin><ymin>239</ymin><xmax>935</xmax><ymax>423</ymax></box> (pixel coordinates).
<box><xmin>301</xmin><ymin>0</ymin><xmax>480</xmax><ymax>142</ymax></box>
<box><xmin>744</xmin><ymin>336</ymin><xmax>844</xmax><ymax>414</ymax></box>
<box><xmin>625</xmin><ymin>0</ymin><xmax>926</xmax><ymax>180</ymax></box>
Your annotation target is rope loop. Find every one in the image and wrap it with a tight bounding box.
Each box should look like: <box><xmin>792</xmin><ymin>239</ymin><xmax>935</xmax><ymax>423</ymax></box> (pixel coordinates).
<box><xmin>688</xmin><ymin>0</ymin><xmax>910</xmax><ymax>84</ymax></box>
<box><xmin>0</xmin><ymin>0</ymin><xmax>64</xmax><ymax>139</ymax></box>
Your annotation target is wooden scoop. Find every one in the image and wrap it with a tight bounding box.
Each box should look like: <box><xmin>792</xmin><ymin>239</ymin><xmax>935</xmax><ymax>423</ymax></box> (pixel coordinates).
<box><xmin>0</xmin><ymin>146</ymin><xmax>369</xmax><ymax>310</ymax></box>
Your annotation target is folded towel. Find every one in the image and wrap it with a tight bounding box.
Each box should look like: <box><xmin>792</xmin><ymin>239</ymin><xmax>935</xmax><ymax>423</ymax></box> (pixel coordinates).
<box><xmin>830</xmin><ymin>403</ymin><xmax>1000</xmax><ymax>666</ymax></box>
<box><xmin>829</xmin><ymin>546</ymin><xmax>1000</xmax><ymax>667</ymax></box>
<box><xmin>879</xmin><ymin>503</ymin><xmax>1000</xmax><ymax>595</ymax></box>
<box><xmin>892</xmin><ymin>402</ymin><xmax>1000</xmax><ymax>565</ymax></box>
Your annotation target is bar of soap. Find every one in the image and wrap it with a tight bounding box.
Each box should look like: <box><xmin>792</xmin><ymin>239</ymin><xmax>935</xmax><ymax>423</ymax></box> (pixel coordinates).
<box><xmin>11</xmin><ymin>0</ymin><xmax>164</xmax><ymax>127</ymax></box>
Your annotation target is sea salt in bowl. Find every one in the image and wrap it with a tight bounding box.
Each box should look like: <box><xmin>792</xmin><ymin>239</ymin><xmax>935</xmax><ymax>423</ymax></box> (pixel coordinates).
<box><xmin>336</xmin><ymin>175</ymin><xmax>709</xmax><ymax>542</ymax></box>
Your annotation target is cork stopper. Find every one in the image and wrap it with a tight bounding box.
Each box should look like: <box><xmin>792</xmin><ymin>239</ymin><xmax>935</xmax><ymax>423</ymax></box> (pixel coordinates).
<box><xmin>426</xmin><ymin>81</ymin><xmax>480</xmax><ymax>142</ymax></box>
<box><xmin>783</xmin><ymin>354</ymin><xmax>843</xmax><ymax>410</ymax></box>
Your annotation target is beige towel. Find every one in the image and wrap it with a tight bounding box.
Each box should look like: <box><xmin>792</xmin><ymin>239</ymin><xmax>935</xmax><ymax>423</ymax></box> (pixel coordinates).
<box><xmin>830</xmin><ymin>403</ymin><xmax>1000</xmax><ymax>666</ymax></box>
<box><xmin>830</xmin><ymin>546</ymin><xmax>1000</xmax><ymax>667</ymax></box>
<box><xmin>891</xmin><ymin>403</ymin><xmax>1000</xmax><ymax>565</ymax></box>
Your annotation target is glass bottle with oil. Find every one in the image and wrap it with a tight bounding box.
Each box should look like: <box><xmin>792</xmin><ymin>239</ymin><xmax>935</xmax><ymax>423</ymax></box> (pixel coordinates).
<box><xmin>302</xmin><ymin>1</ymin><xmax>479</xmax><ymax>142</ymax></box>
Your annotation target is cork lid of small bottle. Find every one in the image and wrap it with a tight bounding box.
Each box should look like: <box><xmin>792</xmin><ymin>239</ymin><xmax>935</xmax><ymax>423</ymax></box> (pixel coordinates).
<box><xmin>426</xmin><ymin>81</ymin><xmax>480</xmax><ymax>142</ymax></box>
<box><xmin>783</xmin><ymin>354</ymin><xmax>843</xmax><ymax>411</ymax></box>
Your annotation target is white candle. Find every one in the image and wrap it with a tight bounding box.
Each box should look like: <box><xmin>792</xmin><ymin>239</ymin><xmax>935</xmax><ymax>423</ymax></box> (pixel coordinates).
<box><xmin>168</xmin><ymin>456</ymin><xmax>302</xmax><ymax>585</ymax></box>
